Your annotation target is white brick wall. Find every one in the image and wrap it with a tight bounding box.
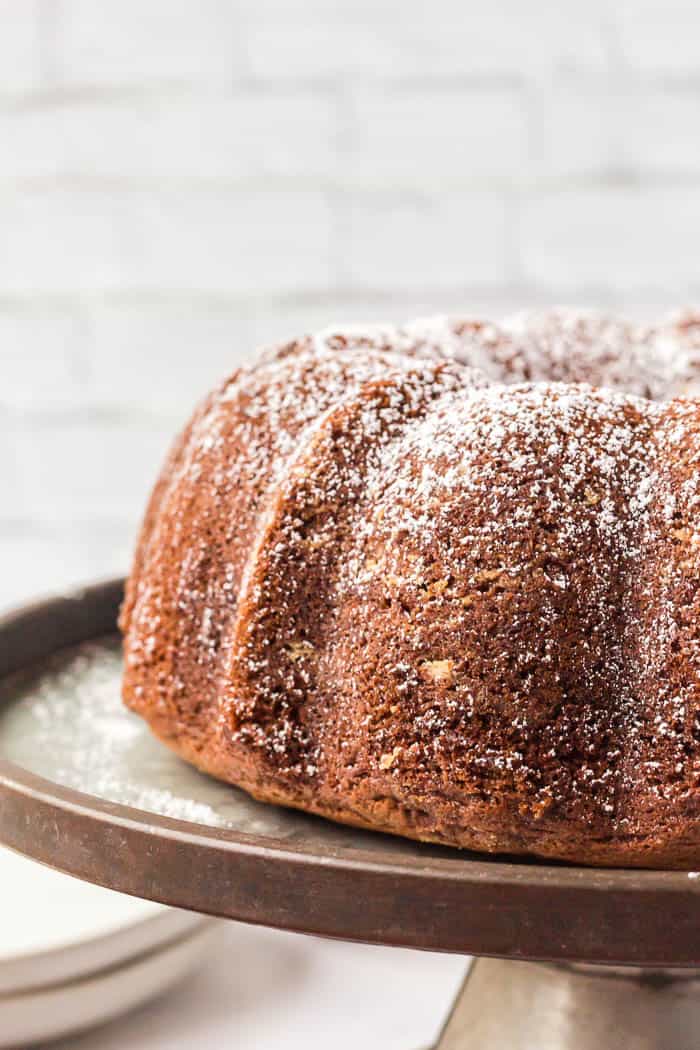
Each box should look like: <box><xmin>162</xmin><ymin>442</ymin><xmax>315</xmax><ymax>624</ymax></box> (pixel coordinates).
<box><xmin>0</xmin><ymin>188</ymin><xmax>334</xmax><ymax>296</ymax></box>
<box><xmin>350</xmin><ymin>88</ymin><xmax>530</xmax><ymax>182</ymax></box>
<box><xmin>0</xmin><ymin>311</ymin><xmax>87</xmax><ymax>407</ymax></box>
<box><xmin>0</xmin><ymin>93</ymin><xmax>339</xmax><ymax>179</ymax></box>
<box><xmin>520</xmin><ymin>188</ymin><xmax>700</xmax><ymax>295</ymax></box>
<box><xmin>539</xmin><ymin>79</ymin><xmax>618</xmax><ymax>179</ymax></box>
<box><xmin>7</xmin><ymin>410</ymin><xmax>174</xmax><ymax>523</ymax></box>
<box><xmin>621</xmin><ymin>89</ymin><xmax>700</xmax><ymax>176</ymax></box>
<box><xmin>51</xmin><ymin>0</ymin><xmax>243</xmax><ymax>87</ymax></box>
<box><xmin>343</xmin><ymin>190</ymin><xmax>510</xmax><ymax>291</ymax></box>
<box><xmin>241</xmin><ymin>2</ymin><xmax>610</xmax><ymax>80</ymax></box>
<box><xmin>1</xmin><ymin>0</ymin><xmax>700</xmax><ymax>609</ymax></box>
<box><xmin>615</xmin><ymin>0</ymin><xmax>700</xmax><ymax>76</ymax></box>
<box><xmin>0</xmin><ymin>1</ymin><xmax>41</xmax><ymax>95</ymax></box>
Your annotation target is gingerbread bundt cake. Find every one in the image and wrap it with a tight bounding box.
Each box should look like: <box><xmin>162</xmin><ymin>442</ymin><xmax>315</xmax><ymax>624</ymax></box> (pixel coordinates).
<box><xmin>121</xmin><ymin>310</ymin><xmax>700</xmax><ymax>868</ymax></box>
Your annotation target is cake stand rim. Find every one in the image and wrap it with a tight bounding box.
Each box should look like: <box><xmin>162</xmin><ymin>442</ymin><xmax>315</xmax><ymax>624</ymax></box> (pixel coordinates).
<box><xmin>1</xmin><ymin>578</ymin><xmax>700</xmax><ymax>965</ymax></box>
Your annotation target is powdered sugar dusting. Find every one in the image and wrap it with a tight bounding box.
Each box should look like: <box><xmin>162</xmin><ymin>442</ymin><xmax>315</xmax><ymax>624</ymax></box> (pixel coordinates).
<box><xmin>0</xmin><ymin>639</ymin><xmax>220</xmax><ymax>824</ymax></box>
<box><xmin>0</xmin><ymin>637</ymin><xmax>444</xmax><ymax>855</ymax></box>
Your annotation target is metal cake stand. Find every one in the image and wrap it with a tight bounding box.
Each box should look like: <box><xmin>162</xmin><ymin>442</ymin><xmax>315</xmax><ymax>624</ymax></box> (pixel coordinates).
<box><xmin>2</xmin><ymin>580</ymin><xmax>700</xmax><ymax>1049</ymax></box>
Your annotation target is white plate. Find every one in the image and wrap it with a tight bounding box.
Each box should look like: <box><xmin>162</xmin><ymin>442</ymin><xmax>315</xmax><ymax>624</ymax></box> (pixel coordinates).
<box><xmin>0</xmin><ymin>846</ymin><xmax>210</xmax><ymax>994</ymax></box>
<box><xmin>0</xmin><ymin>922</ymin><xmax>221</xmax><ymax>1048</ymax></box>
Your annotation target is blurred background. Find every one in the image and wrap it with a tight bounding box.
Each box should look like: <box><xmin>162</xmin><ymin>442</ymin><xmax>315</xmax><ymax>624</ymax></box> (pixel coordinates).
<box><xmin>1</xmin><ymin>3</ymin><xmax>699</xmax><ymax>1047</ymax></box>
<box><xmin>3</xmin><ymin>0</ymin><xmax>700</xmax><ymax>610</ymax></box>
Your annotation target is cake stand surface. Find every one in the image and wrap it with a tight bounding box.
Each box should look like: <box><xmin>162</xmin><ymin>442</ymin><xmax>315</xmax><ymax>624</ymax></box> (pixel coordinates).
<box><xmin>2</xmin><ymin>580</ymin><xmax>700</xmax><ymax>1049</ymax></box>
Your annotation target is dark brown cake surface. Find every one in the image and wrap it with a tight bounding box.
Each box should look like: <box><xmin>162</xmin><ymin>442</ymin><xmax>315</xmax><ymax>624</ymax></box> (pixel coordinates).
<box><xmin>121</xmin><ymin>310</ymin><xmax>700</xmax><ymax>867</ymax></box>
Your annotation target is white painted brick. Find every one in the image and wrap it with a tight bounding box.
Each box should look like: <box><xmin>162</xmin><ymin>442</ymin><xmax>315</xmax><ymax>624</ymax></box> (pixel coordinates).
<box><xmin>244</xmin><ymin>3</ymin><xmax>608</xmax><ymax>81</ymax></box>
<box><xmin>0</xmin><ymin>191</ymin><xmax>125</xmax><ymax>295</ymax></box>
<box><xmin>7</xmin><ymin>413</ymin><xmax>175</xmax><ymax>523</ymax></box>
<box><xmin>0</xmin><ymin>188</ymin><xmax>333</xmax><ymax>295</ymax></box>
<box><xmin>351</xmin><ymin>89</ymin><xmax>529</xmax><ymax>182</ymax></box>
<box><xmin>85</xmin><ymin>307</ymin><xmax>262</xmax><ymax>412</ymax></box>
<box><xmin>539</xmin><ymin>80</ymin><xmax>618</xmax><ymax>178</ymax></box>
<box><xmin>0</xmin><ymin>0</ymin><xmax>40</xmax><ymax>95</ymax></box>
<box><xmin>0</xmin><ymin>525</ymin><xmax>133</xmax><ymax>613</ymax></box>
<box><xmin>621</xmin><ymin>89</ymin><xmax>700</xmax><ymax>176</ymax></box>
<box><xmin>0</xmin><ymin>312</ymin><xmax>87</xmax><ymax>407</ymax></box>
<box><xmin>537</xmin><ymin>81</ymin><xmax>700</xmax><ymax>180</ymax></box>
<box><xmin>126</xmin><ymin>189</ymin><xmax>334</xmax><ymax>295</ymax></box>
<box><xmin>51</xmin><ymin>0</ymin><xmax>241</xmax><ymax>87</ymax></box>
<box><xmin>615</xmin><ymin>0</ymin><xmax>700</xmax><ymax>76</ymax></box>
<box><xmin>520</xmin><ymin>188</ymin><xmax>700</xmax><ymax>293</ymax></box>
<box><xmin>0</xmin><ymin>414</ymin><xmax>22</xmax><ymax>524</ymax></box>
<box><xmin>0</xmin><ymin>93</ymin><xmax>338</xmax><ymax>179</ymax></box>
<box><xmin>343</xmin><ymin>191</ymin><xmax>508</xmax><ymax>292</ymax></box>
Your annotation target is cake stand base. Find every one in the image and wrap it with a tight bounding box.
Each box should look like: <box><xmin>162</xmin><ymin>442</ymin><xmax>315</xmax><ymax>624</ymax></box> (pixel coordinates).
<box><xmin>436</xmin><ymin>959</ymin><xmax>700</xmax><ymax>1049</ymax></box>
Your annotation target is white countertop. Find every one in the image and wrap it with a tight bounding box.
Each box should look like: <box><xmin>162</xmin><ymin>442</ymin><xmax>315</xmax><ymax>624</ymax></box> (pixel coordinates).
<box><xmin>52</xmin><ymin>921</ymin><xmax>467</xmax><ymax>1050</ymax></box>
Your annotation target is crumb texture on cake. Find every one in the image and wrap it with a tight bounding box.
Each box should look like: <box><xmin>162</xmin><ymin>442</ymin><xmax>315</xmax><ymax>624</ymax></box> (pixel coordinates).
<box><xmin>120</xmin><ymin>309</ymin><xmax>700</xmax><ymax>868</ymax></box>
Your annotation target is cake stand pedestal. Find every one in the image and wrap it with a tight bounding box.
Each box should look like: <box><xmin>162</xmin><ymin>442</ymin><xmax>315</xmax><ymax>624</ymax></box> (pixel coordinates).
<box><xmin>1</xmin><ymin>580</ymin><xmax>700</xmax><ymax>1050</ymax></box>
<box><xmin>436</xmin><ymin>961</ymin><xmax>700</xmax><ymax>1049</ymax></box>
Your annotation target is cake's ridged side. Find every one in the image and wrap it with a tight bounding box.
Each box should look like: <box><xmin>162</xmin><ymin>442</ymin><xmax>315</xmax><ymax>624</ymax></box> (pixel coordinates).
<box><xmin>121</xmin><ymin>344</ymin><xmax>448</xmax><ymax>767</ymax></box>
<box><xmin>120</xmin><ymin>386</ymin><xmax>224</xmax><ymax>742</ymax></box>
<box><xmin>310</xmin><ymin>385</ymin><xmax>657</xmax><ymax>858</ymax></box>
<box><xmin>121</xmin><ymin>311</ymin><xmax>700</xmax><ymax>866</ymax></box>
<box><xmin>615</xmin><ymin>400</ymin><xmax>700</xmax><ymax>861</ymax></box>
<box><xmin>208</xmin><ymin>360</ymin><xmax>471</xmax><ymax>799</ymax></box>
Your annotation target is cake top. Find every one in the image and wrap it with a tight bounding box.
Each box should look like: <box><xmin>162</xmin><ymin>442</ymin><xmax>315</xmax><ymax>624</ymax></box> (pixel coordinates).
<box><xmin>302</xmin><ymin>307</ymin><xmax>700</xmax><ymax>402</ymax></box>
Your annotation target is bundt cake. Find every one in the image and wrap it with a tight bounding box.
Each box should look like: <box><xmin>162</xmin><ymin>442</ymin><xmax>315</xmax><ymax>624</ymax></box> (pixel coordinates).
<box><xmin>120</xmin><ymin>309</ymin><xmax>700</xmax><ymax>868</ymax></box>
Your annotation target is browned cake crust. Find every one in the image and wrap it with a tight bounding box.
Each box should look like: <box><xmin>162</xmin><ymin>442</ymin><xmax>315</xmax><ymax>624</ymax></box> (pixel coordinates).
<box><xmin>121</xmin><ymin>309</ymin><xmax>700</xmax><ymax>868</ymax></box>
